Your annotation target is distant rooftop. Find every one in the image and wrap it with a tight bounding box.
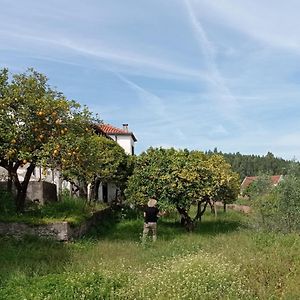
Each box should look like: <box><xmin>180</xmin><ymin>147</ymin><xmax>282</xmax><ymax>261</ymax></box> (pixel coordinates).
<box><xmin>97</xmin><ymin>123</ymin><xmax>137</xmax><ymax>142</ymax></box>
<box><xmin>241</xmin><ymin>175</ymin><xmax>283</xmax><ymax>189</ymax></box>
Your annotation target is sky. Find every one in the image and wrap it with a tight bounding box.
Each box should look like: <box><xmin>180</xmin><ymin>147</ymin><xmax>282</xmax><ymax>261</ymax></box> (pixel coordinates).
<box><xmin>1</xmin><ymin>0</ymin><xmax>300</xmax><ymax>160</ymax></box>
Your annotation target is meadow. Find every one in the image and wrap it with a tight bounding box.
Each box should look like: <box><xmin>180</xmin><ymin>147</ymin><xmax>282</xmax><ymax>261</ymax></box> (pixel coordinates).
<box><xmin>0</xmin><ymin>209</ymin><xmax>299</xmax><ymax>299</ymax></box>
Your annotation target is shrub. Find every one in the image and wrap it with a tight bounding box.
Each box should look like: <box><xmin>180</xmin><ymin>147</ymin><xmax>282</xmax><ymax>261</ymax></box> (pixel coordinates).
<box><xmin>252</xmin><ymin>175</ymin><xmax>300</xmax><ymax>233</ymax></box>
<box><xmin>0</xmin><ymin>189</ymin><xmax>15</xmax><ymax>214</ymax></box>
<box><xmin>275</xmin><ymin>175</ymin><xmax>300</xmax><ymax>232</ymax></box>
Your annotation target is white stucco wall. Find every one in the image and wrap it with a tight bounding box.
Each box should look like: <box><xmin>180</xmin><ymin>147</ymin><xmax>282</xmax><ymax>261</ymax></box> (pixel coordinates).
<box><xmin>109</xmin><ymin>135</ymin><xmax>135</xmax><ymax>155</ymax></box>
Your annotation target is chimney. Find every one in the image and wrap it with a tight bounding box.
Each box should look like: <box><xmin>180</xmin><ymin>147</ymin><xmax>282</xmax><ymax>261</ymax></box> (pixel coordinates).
<box><xmin>122</xmin><ymin>123</ymin><xmax>128</xmax><ymax>132</ymax></box>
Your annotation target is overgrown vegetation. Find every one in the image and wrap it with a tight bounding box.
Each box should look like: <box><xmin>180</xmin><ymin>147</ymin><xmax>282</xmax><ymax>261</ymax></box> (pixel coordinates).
<box><xmin>0</xmin><ymin>68</ymin><xmax>132</xmax><ymax>212</ymax></box>
<box><xmin>249</xmin><ymin>174</ymin><xmax>300</xmax><ymax>233</ymax></box>
<box><xmin>0</xmin><ymin>211</ymin><xmax>300</xmax><ymax>299</ymax></box>
<box><xmin>0</xmin><ymin>193</ymin><xmax>107</xmax><ymax>225</ymax></box>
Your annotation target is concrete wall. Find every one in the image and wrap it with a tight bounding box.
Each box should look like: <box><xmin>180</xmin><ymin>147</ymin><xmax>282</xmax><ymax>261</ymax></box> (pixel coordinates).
<box><xmin>27</xmin><ymin>182</ymin><xmax>57</xmax><ymax>204</ymax></box>
<box><xmin>0</xmin><ymin>181</ymin><xmax>57</xmax><ymax>204</ymax></box>
<box><xmin>0</xmin><ymin>208</ymin><xmax>112</xmax><ymax>241</ymax></box>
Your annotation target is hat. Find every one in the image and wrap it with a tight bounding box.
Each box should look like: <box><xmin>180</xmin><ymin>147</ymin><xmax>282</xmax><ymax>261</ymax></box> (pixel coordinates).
<box><xmin>147</xmin><ymin>198</ymin><xmax>157</xmax><ymax>207</ymax></box>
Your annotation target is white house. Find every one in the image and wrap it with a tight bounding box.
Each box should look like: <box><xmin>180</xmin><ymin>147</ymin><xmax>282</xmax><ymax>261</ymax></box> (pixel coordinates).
<box><xmin>94</xmin><ymin>123</ymin><xmax>137</xmax><ymax>203</ymax></box>
<box><xmin>97</xmin><ymin>123</ymin><xmax>137</xmax><ymax>155</ymax></box>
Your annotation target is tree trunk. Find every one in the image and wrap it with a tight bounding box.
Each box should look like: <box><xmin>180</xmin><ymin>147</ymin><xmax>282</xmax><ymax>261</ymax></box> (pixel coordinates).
<box><xmin>7</xmin><ymin>173</ymin><xmax>13</xmax><ymax>193</ymax></box>
<box><xmin>78</xmin><ymin>181</ymin><xmax>88</xmax><ymax>199</ymax></box>
<box><xmin>194</xmin><ymin>197</ymin><xmax>209</xmax><ymax>222</ymax></box>
<box><xmin>15</xmin><ymin>188</ymin><xmax>28</xmax><ymax>212</ymax></box>
<box><xmin>176</xmin><ymin>206</ymin><xmax>194</xmax><ymax>231</ymax></box>
<box><xmin>13</xmin><ymin>163</ymin><xmax>35</xmax><ymax>213</ymax></box>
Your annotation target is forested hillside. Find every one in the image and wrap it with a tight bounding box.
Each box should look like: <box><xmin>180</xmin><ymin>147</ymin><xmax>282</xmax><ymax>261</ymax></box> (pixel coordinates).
<box><xmin>206</xmin><ymin>149</ymin><xmax>300</xmax><ymax>181</ymax></box>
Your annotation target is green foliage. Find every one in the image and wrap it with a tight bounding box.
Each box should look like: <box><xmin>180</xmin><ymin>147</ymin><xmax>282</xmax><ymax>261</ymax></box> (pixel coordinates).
<box><xmin>1</xmin><ymin>270</ymin><xmax>125</xmax><ymax>300</ymax></box>
<box><xmin>0</xmin><ymin>67</ymin><xmax>132</xmax><ymax>208</ymax></box>
<box><xmin>251</xmin><ymin>175</ymin><xmax>300</xmax><ymax>233</ymax></box>
<box><xmin>0</xmin><ymin>68</ymin><xmax>91</xmax><ymax>165</ymax></box>
<box><xmin>244</xmin><ymin>174</ymin><xmax>273</xmax><ymax>199</ymax></box>
<box><xmin>0</xmin><ymin>195</ymin><xmax>107</xmax><ymax>226</ymax></box>
<box><xmin>273</xmin><ymin>175</ymin><xmax>300</xmax><ymax>232</ymax></box>
<box><xmin>207</xmin><ymin>149</ymin><xmax>300</xmax><ymax>180</ymax></box>
<box><xmin>1</xmin><ymin>212</ymin><xmax>300</xmax><ymax>299</ymax></box>
<box><xmin>206</xmin><ymin>154</ymin><xmax>240</xmax><ymax>205</ymax></box>
<box><xmin>0</xmin><ymin>68</ymin><xmax>96</xmax><ymax>211</ymax></box>
<box><xmin>0</xmin><ymin>189</ymin><xmax>15</xmax><ymax>214</ymax></box>
<box><xmin>125</xmin><ymin>147</ymin><xmax>240</xmax><ymax>227</ymax></box>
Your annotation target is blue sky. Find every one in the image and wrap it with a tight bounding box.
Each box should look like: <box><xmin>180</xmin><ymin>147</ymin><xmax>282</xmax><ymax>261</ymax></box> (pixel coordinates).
<box><xmin>1</xmin><ymin>0</ymin><xmax>300</xmax><ymax>159</ymax></box>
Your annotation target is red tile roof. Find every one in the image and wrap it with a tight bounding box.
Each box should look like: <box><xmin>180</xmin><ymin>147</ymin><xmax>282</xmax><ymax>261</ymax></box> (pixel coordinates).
<box><xmin>99</xmin><ymin>124</ymin><xmax>128</xmax><ymax>134</ymax></box>
<box><xmin>97</xmin><ymin>124</ymin><xmax>137</xmax><ymax>141</ymax></box>
<box><xmin>241</xmin><ymin>175</ymin><xmax>283</xmax><ymax>189</ymax></box>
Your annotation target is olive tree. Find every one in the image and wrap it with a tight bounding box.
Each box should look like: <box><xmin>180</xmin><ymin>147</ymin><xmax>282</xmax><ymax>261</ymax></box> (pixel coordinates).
<box><xmin>43</xmin><ymin>133</ymin><xmax>132</xmax><ymax>200</ymax></box>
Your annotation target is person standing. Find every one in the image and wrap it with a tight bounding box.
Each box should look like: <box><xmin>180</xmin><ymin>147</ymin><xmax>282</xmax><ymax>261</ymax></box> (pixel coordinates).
<box><xmin>142</xmin><ymin>198</ymin><xmax>161</xmax><ymax>242</ymax></box>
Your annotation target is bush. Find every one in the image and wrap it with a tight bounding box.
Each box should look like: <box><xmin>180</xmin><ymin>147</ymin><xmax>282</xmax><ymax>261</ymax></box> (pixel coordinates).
<box><xmin>0</xmin><ymin>189</ymin><xmax>15</xmax><ymax>214</ymax></box>
<box><xmin>276</xmin><ymin>175</ymin><xmax>300</xmax><ymax>232</ymax></box>
<box><xmin>252</xmin><ymin>175</ymin><xmax>300</xmax><ymax>233</ymax></box>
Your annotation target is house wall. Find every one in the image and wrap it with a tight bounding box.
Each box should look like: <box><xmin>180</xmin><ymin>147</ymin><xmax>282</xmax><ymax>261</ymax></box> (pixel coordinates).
<box><xmin>97</xmin><ymin>182</ymin><xmax>118</xmax><ymax>203</ymax></box>
<box><xmin>109</xmin><ymin>135</ymin><xmax>134</xmax><ymax>155</ymax></box>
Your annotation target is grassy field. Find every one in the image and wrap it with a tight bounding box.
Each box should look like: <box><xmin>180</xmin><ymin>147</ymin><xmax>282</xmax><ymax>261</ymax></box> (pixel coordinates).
<box><xmin>0</xmin><ymin>193</ymin><xmax>107</xmax><ymax>226</ymax></box>
<box><xmin>0</xmin><ymin>209</ymin><xmax>299</xmax><ymax>299</ymax></box>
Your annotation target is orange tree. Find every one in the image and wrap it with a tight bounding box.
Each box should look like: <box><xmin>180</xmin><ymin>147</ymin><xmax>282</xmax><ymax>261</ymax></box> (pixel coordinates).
<box><xmin>42</xmin><ymin>133</ymin><xmax>132</xmax><ymax>200</ymax></box>
<box><xmin>0</xmin><ymin>68</ymin><xmax>93</xmax><ymax>212</ymax></box>
<box><xmin>87</xmin><ymin>135</ymin><xmax>133</xmax><ymax>200</ymax></box>
<box><xmin>125</xmin><ymin>148</ymin><xmax>240</xmax><ymax>230</ymax></box>
<box><xmin>203</xmin><ymin>154</ymin><xmax>240</xmax><ymax>214</ymax></box>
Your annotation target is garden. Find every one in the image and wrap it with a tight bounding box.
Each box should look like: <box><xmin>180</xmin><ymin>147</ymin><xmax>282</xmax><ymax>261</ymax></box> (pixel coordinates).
<box><xmin>0</xmin><ymin>208</ymin><xmax>300</xmax><ymax>300</ymax></box>
<box><xmin>1</xmin><ymin>68</ymin><xmax>300</xmax><ymax>299</ymax></box>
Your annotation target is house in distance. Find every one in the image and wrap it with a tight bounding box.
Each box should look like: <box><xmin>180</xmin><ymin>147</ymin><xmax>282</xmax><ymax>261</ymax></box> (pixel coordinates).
<box><xmin>97</xmin><ymin>123</ymin><xmax>137</xmax><ymax>155</ymax></box>
<box><xmin>94</xmin><ymin>123</ymin><xmax>137</xmax><ymax>203</ymax></box>
<box><xmin>240</xmin><ymin>175</ymin><xmax>283</xmax><ymax>195</ymax></box>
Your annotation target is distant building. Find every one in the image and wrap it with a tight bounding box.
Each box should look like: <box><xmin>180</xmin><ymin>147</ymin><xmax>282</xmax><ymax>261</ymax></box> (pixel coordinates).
<box><xmin>241</xmin><ymin>175</ymin><xmax>283</xmax><ymax>191</ymax></box>
<box><xmin>96</xmin><ymin>123</ymin><xmax>137</xmax><ymax>155</ymax></box>
<box><xmin>93</xmin><ymin>123</ymin><xmax>137</xmax><ymax>203</ymax></box>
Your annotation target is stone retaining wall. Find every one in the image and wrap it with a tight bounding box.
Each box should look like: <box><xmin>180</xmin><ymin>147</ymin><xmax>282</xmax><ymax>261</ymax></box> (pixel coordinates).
<box><xmin>0</xmin><ymin>208</ymin><xmax>112</xmax><ymax>241</ymax></box>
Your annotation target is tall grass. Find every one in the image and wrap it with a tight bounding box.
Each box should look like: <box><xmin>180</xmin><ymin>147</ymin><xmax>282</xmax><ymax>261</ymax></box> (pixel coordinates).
<box><xmin>0</xmin><ymin>194</ymin><xmax>107</xmax><ymax>225</ymax></box>
<box><xmin>0</xmin><ymin>189</ymin><xmax>15</xmax><ymax>214</ymax></box>
<box><xmin>0</xmin><ymin>209</ymin><xmax>300</xmax><ymax>299</ymax></box>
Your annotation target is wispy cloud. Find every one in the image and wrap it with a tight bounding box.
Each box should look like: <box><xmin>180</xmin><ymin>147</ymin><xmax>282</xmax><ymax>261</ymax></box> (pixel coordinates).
<box><xmin>184</xmin><ymin>0</ymin><xmax>241</xmax><ymax>124</ymax></box>
<box><xmin>0</xmin><ymin>28</ymin><xmax>211</xmax><ymax>82</ymax></box>
<box><xmin>197</xmin><ymin>0</ymin><xmax>300</xmax><ymax>52</ymax></box>
<box><xmin>1</xmin><ymin>0</ymin><xmax>300</xmax><ymax>159</ymax></box>
<box><xmin>114</xmin><ymin>73</ymin><xmax>168</xmax><ymax>120</ymax></box>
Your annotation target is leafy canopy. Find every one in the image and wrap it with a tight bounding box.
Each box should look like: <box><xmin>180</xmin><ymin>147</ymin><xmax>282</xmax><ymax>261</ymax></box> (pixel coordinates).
<box><xmin>125</xmin><ymin>147</ymin><xmax>240</xmax><ymax>223</ymax></box>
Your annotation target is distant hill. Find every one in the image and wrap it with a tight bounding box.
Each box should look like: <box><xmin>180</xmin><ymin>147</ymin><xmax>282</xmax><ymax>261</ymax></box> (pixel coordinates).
<box><xmin>205</xmin><ymin>149</ymin><xmax>300</xmax><ymax>181</ymax></box>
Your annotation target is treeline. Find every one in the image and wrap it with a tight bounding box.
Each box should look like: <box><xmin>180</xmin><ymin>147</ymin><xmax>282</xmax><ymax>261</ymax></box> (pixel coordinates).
<box><xmin>206</xmin><ymin>149</ymin><xmax>300</xmax><ymax>181</ymax></box>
